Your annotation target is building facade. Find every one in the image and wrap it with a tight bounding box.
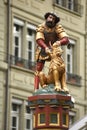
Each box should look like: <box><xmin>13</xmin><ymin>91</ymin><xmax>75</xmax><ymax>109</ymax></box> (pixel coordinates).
<box><xmin>0</xmin><ymin>0</ymin><xmax>87</xmax><ymax>130</ymax></box>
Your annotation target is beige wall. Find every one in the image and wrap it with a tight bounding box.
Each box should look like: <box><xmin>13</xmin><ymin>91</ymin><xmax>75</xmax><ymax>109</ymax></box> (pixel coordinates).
<box><xmin>0</xmin><ymin>0</ymin><xmax>7</xmax><ymax>129</ymax></box>
<box><xmin>0</xmin><ymin>0</ymin><xmax>87</xmax><ymax>130</ymax></box>
<box><xmin>85</xmin><ymin>0</ymin><xmax>87</xmax><ymax>102</ymax></box>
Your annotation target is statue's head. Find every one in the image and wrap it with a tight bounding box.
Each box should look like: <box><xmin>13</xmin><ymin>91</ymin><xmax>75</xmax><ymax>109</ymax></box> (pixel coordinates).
<box><xmin>44</xmin><ymin>12</ymin><xmax>60</xmax><ymax>28</ymax></box>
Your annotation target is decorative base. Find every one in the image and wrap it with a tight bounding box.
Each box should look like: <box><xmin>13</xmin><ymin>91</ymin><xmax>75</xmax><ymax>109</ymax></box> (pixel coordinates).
<box><xmin>28</xmin><ymin>84</ymin><xmax>74</xmax><ymax>130</ymax></box>
<box><xmin>33</xmin><ymin>84</ymin><xmax>69</xmax><ymax>96</ymax></box>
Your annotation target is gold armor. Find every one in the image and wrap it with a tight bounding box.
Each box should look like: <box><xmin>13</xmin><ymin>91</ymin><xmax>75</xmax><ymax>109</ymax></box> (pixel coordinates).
<box><xmin>36</xmin><ymin>23</ymin><xmax>68</xmax><ymax>41</ymax></box>
<box><xmin>36</xmin><ymin>23</ymin><xmax>68</xmax><ymax>61</ymax></box>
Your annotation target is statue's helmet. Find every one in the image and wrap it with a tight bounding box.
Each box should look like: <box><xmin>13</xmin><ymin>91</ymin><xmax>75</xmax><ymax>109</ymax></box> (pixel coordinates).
<box><xmin>44</xmin><ymin>12</ymin><xmax>60</xmax><ymax>23</ymax></box>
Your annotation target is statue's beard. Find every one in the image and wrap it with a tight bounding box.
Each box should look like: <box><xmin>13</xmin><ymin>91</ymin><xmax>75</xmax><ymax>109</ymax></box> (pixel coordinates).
<box><xmin>46</xmin><ymin>21</ymin><xmax>55</xmax><ymax>28</ymax></box>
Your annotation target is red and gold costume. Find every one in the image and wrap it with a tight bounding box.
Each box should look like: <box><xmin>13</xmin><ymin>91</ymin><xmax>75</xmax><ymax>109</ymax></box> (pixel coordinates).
<box><xmin>34</xmin><ymin>16</ymin><xmax>69</xmax><ymax>90</ymax></box>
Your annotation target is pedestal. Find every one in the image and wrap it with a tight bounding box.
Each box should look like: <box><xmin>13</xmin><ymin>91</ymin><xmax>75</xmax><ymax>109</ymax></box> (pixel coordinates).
<box><xmin>28</xmin><ymin>84</ymin><xmax>74</xmax><ymax>130</ymax></box>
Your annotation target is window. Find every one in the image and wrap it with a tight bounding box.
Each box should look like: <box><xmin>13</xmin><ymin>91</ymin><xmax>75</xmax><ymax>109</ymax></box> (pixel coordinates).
<box><xmin>11</xmin><ymin>100</ymin><xmax>33</xmax><ymax>130</ymax></box>
<box><xmin>39</xmin><ymin>113</ymin><xmax>45</xmax><ymax>124</ymax></box>
<box><xmin>25</xmin><ymin>106</ymin><xmax>32</xmax><ymax>130</ymax></box>
<box><xmin>62</xmin><ymin>108</ymin><xmax>69</xmax><ymax>127</ymax></box>
<box><xmin>69</xmin><ymin>111</ymin><xmax>76</xmax><ymax>126</ymax></box>
<box><xmin>12</xmin><ymin>18</ymin><xmax>36</xmax><ymax>70</ymax></box>
<box><xmin>56</xmin><ymin>0</ymin><xmax>76</xmax><ymax>9</ymax></box>
<box><xmin>62</xmin><ymin>113</ymin><xmax>68</xmax><ymax>126</ymax></box>
<box><xmin>56</xmin><ymin>0</ymin><xmax>68</xmax><ymax>7</ymax></box>
<box><xmin>66</xmin><ymin>45</ymin><xmax>73</xmax><ymax>73</ymax></box>
<box><xmin>11</xmin><ymin>104</ymin><xmax>20</xmax><ymax>130</ymax></box>
<box><xmin>13</xmin><ymin>19</ymin><xmax>24</xmax><ymax>58</ymax></box>
<box><xmin>66</xmin><ymin>39</ymin><xmax>75</xmax><ymax>73</ymax></box>
<box><xmin>55</xmin><ymin>0</ymin><xmax>82</xmax><ymax>15</ymax></box>
<box><xmin>50</xmin><ymin>113</ymin><xmax>58</xmax><ymax>124</ymax></box>
<box><xmin>66</xmin><ymin>38</ymin><xmax>82</xmax><ymax>86</ymax></box>
<box><xmin>38</xmin><ymin>113</ymin><xmax>46</xmax><ymax>126</ymax></box>
<box><xmin>67</xmin><ymin>0</ymin><xmax>74</xmax><ymax>10</ymax></box>
<box><xmin>26</xmin><ymin>25</ymin><xmax>36</xmax><ymax>62</ymax></box>
<box><xmin>13</xmin><ymin>24</ymin><xmax>22</xmax><ymax>58</ymax></box>
<box><xmin>49</xmin><ymin>113</ymin><xmax>59</xmax><ymax>126</ymax></box>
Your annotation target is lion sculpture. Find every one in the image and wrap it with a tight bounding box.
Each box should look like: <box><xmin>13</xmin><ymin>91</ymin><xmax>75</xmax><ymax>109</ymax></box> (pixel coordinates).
<box><xmin>39</xmin><ymin>43</ymin><xmax>69</xmax><ymax>92</ymax></box>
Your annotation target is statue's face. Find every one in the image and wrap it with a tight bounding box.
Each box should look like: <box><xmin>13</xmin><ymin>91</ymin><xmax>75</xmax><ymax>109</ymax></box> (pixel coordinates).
<box><xmin>46</xmin><ymin>15</ymin><xmax>56</xmax><ymax>28</ymax></box>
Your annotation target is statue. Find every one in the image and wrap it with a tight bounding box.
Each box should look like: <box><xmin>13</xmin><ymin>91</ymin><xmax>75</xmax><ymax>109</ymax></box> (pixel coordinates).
<box><xmin>28</xmin><ymin>13</ymin><xmax>75</xmax><ymax>130</ymax></box>
<box><xmin>34</xmin><ymin>12</ymin><xmax>69</xmax><ymax>91</ymax></box>
<box><xmin>39</xmin><ymin>43</ymin><xmax>69</xmax><ymax>92</ymax></box>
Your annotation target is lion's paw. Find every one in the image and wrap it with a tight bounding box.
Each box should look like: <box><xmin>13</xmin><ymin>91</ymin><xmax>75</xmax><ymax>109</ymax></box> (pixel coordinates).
<box><xmin>63</xmin><ymin>87</ymin><xmax>69</xmax><ymax>92</ymax></box>
<box><xmin>54</xmin><ymin>86</ymin><xmax>61</xmax><ymax>91</ymax></box>
<box><xmin>42</xmin><ymin>84</ymin><xmax>48</xmax><ymax>88</ymax></box>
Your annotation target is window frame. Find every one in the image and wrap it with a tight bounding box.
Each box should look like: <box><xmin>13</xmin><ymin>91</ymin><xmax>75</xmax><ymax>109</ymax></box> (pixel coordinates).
<box><xmin>56</xmin><ymin>0</ymin><xmax>75</xmax><ymax>9</ymax></box>
<box><xmin>26</xmin><ymin>24</ymin><xmax>36</xmax><ymax>62</ymax></box>
<box><xmin>55</xmin><ymin>0</ymin><xmax>82</xmax><ymax>15</ymax></box>
<box><xmin>12</xmin><ymin>18</ymin><xmax>36</xmax><ymax>69</ymax></box>
<box><xmin>13</xmin><ymin>18</ymin><xmax>24</xmax><ymax>58</ymax></box>
<box><xmin>11</xmin><ymin>103</ymin><xmax>20</xmax><ymax>130</ymax></box>
<box><xmin>25</xmin><ymin>106</ymin><xmax>33</xmax><ymax>130</ymax></box>
<box><xmin>13</xmin><ymin>24</ymin><xmax>22</xmax><ymax>58</ymax></box>
<box><xmin>66</xmin><ymin>39</ymin><xmax>75</xmax><ymax>74</ymax></box>
<box><xmin>69</xmin><ymin>111</ymin><xmax>76</xmax><ymax>126</ymax></box>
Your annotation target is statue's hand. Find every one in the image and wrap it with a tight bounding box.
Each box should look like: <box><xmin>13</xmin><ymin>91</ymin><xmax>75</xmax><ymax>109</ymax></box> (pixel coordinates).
<box><xmin>53</xmin><ymin>41</ymin><xmax>61</xmax><ymax>47</ymax></box>
<box><xmin>45</xmin><ymin>47</ymin><xmax>51</xmax><ymax>54</ymax></box>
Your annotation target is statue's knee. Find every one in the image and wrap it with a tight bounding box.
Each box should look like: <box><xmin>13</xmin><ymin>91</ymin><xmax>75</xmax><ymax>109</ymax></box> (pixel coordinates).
<box><xmin>36</xmin><ymin>62</ymin><xmax>44</xmax><ymax>71</ymax></box>
<box><xmin>39</xmin><ymin>71</ymin><xmax>44</xmax><ymax>76</ymax></box>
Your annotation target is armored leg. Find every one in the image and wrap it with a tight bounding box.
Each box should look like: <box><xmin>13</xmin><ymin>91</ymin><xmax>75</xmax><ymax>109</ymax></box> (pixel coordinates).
<box><xmin>34</xmin><ymin>61</ymin><xmax>44</xmax><ymax>90</ymax></box>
